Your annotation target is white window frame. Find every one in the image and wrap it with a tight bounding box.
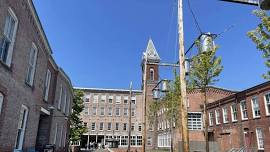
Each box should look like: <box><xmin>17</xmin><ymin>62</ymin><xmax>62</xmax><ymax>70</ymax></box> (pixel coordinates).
<box><xmin>222</xmin><ymin>107</ymin><xmax>229</xmax><ymax>123</ymax></box>
<box><xmin>108</xmin><ymin>107</ymin><xmax>112</xmax><ymax>116</ymax></box>
<box><xmin>84</xmin><ymin>107</ymin><xmax>89</xmax><ymax>115</ymax></box>
<box><xmin>92</xmin><ymin>107</ymin><xmax>97</xmax><ymax>116</ymax></box>
<box><xmin>57</xmin><ymin>85</ymin><xmax>63</xmax><ymax>110</ymax></box>
<box><xmin>108</xmin><ymin>96</ymin><xmax>113</xmax><ymax>104</ymax></box>
<box><xmin>131</xmin><ymin>108</ymin><xmax>135</xmax><ymax>117</ymax></box>
<box><xmin>65</xmin><ymin>96</ymin><xmax>70</xmax><ymax>115</ymax></box>
<box><xmin>59</xmin><ymin>125</ymin><xmax>63</xmax><ymax>147</ymax></box>
<box><xmin>116</xmin><ymin>107</ymin><xmax>120</xmax><ymax>116</ymax></box>
<box><xmin>26</xmin><ymin>43</ymin><xmax>38</xmax><ymax>86</ymax></box>
<box><xmin>251</xmin><ymin>96</ymin><xmax>261</xmax><ymax>118</ymax></box>
<box><xmin>15</xmin><ymin>105</ymin><xmax>29</xmax><ymax>150</ymax></box>
<box><xmin>188</xmin><ymin>112</ymin><xmax>203</xmax><ymax>130</ymax></box>
<box><xmin>43</xmin><ymin>69</ymin><xmax>51</xmax><ymax>101</ymax></box>
<box><xmin>124</xmin><ymin>108</ymin><xmax>128</xmax><ymax>116</ymax></box>
<box><xmin>124</xmin><ymin>96</ymin><xmax>128</xmax><ymax>104</ymax></box>
<box><xmin>256</xmin><ymin>128</ymin><xmax>264</xmax><ymax>150</ymax></box>
<box><xmin>0</xmin><ymin>92</ymin><xmax>3</xmax><ymax>114</ymax></box>
<box><xmin>131</xmin><ymin>96</ymin><xmax>136</xmax><ymax>104</ymax></box>
<box><xmin>100</xmin><ymin>122</ymin><xmax>104</xmax><ymax>131</ymax></box>
<box><xmin>240</xmin><ymin>100</ymin><xmax>248</xmax><ymax>120</ymax></box>
<box><xmin>93</xmin><ymin>95</ymin><xmax>98</xmax><ymax>103</ymax></box>
<box><xmin>116</xmin><ymin>96</ymin><xmax>121</xmax><ymax>104</ymax></box>
<box><xmin>215</xmin><ymin>110</ymin><xmax>220</xmax><ymax>125</ymax></box>
<box><xmin>63</xmin><ymin>89</ymin><xmax>67</xmax><ymax>113</ymax></box>
<box><xmin>101</xmin><ymin>95</ymin><xmax>106</xmax><ymax>103</ymax></box>
<box><xmin>231</xmin><ymin>104</ymin><xmax>238</xmax><ymax>122</ymax></box>
<box><xmin>264</xmin><ymin>92</ymin><xmax>270</xmax><ymax>116</ymax></box>
<box><xmin>91</xmin><ymin>122</ymin><xmax>96</xmax><ymax>131</ymax></box>
<box><xmin>53</xmin><ymin>123</ymin><xmax>58</xmax><ymax>145</ymax></box>
<box><xmin>0</xmin><ymin>8</ymin><xmax>18</xmax><ymax>66</ymax></box>
<box><xmin>108</xmin><ymin>122</ymin><xmax>111</xmax><ymax>131</ymax></box>
<box><xmin>100</xmin><ymin>107</ymin><xmax>105</xmax><ymax>116</ymax></box>
<box><xmin>115</xmin><ymin>123</ymin><xmax>119</xmax><ymax>131</ymax></box>
<box><xmin>209</xmin><ymin>112</ymin><xmax>214</xmax><ymax>126</ymax></box>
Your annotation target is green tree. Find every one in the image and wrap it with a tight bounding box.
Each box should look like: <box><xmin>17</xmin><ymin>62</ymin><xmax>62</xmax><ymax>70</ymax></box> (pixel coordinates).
<box><xmin>248</xmin><ymin>10</ymin><xmax>270</xmax><ymax>79</ymax></box>
<box><xmin>148</xmin><ymin>71</ymin><xmax>181</xmax><ymax>152</ymax></box>
<box><xmin>188</xmin><ymin>41</ymin><xmax>223</xmax><ymax>152</ymax></box>
<box><xmin>70</xmin><ymin>89</ymin><xmax>87</xmax><ymax>144</ymax></box>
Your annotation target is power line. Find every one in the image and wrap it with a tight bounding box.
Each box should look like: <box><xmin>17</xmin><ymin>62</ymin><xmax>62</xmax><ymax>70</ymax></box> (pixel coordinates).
<box><xmin>187</xmin><ymin>0</ymin><xmax>203</xmax><ymax>34</ymax></box>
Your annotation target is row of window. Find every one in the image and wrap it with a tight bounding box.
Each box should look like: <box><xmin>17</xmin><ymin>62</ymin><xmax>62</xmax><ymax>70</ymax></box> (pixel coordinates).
<box><xmin>84</xmin><ymin>95</ymin><xmax>136</xmax><ymax>105</ymax></box>
<box><xmin>53</xmin><ymin>123</ymin><xmax>67</xmax><ymax>148</ymax></box>
<box><xmin>84</xmin><ymin>107</ymin><xmax>136</xmax><ymax>117</ymax></box>
<box><xmin>104</xmin><ymin>135</ymin><xmax>143</xmax><ymax>146</ymax></box>
<box><xmin>158</xmin><ymin>112</ymin><xmax>202</xmax><ymax>131</ymax></box>
<box><xmin>85</xmin><ymin>122</ymin><xmax>142</xmax><ymax>132</ymax></box>
<box><xmin>209</xmin><ymin>93</ymin><xmax>270</xmax><ymax>126</ymax></box>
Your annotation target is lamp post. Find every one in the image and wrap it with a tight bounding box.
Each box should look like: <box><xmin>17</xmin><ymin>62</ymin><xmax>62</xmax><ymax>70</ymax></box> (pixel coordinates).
<box><xmin>128</xmin><ymin>82</ymin><xmax>133</xmax><ymax>152</ymax></box>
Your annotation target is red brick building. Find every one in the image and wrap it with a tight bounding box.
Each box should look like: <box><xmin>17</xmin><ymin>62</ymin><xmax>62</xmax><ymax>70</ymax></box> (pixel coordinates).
<box><xmin>0</xmin><ymin>0</ymin><xmax>73</xmax><ymax>151</ymax></box>
<box><xmin>207</xmin><ymin>81</ymin><xmax>270</xmax><ymax>152</ymax></box>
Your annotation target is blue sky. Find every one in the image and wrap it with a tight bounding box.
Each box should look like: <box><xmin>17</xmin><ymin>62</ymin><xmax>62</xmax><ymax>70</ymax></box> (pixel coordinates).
<box><xmin>33</xmin><ymin>0</ymin><xmax>266</xmax><ymax>91</ymax></box>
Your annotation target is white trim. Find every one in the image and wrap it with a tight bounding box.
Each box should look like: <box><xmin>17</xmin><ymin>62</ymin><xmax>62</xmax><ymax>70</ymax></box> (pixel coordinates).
<box><xmin>0</xmin><ymin>93</ymin><xmax>3</xmax><ymax>114</ymax></box>
<box><xmin>251</xmin><ymin>96</ymin><xmax>260</xmax><ymax>118</ymax></box>
<box><xmin>40</xmin><ymin>107</ymin><xmax>50</xmax><ymax>115</ymax></box>
<box><xmin>209</xmin><ymin>111</ymin><xmax>214</xmax><ymax>126</ymax></box>
<box><xmin>256</xmin><ymin>128</ymin><xmax>264</xmax><ymax>150</ymax></box>
<box><xmin>15</xmin><ymin>105</ymin><xmax>29</xmax><ymax>150</ymax></box>
<box><xmin>222</xmin><ymin>107</ymin><xmax>229</xmax><ymax>123</ymax></box>
<box><xmin>26</xmin><ymin>42</ymin><xmax>38</xmax><ymax>86</ymax></box>
<box><xmin>63</xmin><ymin>89</ymin><xmax>67</xmax><ymax>113</ymax></box>
<box><xmin>44</xmin><ymin>69</ymin><xmax>51</xmax><ymax>101</ymax></box>
<box><xmin>215</xmin><ymin>109</ymin><xmax>220</xmax><ymax>125</ymax></box>
<box><xmin>74</xmin><ymin>87</ymin><xmax>142</xmax><ymax>93</ymax></box>
<box><xmin>230</xmin><ymin>104</ymin><xmax>238</xmax><ymax>122</ymax></box>
<box><xmin>53</xmin><ymin>123</ymin><xmax>58</xmax><ymax>144</ymax></box>
<box><xmin>3</xmin><ymin>7</ymin><xmax>18</xmax><ymax>67</ymax></box>
<box><xmin>59</xmin><ymin>125</ymin><xmax>63</xmax><ymax>147</ymax></box>
<box><xmin>240</xmin><ymin>100</ymin><xmax>248</xmax><ymax>120</ymax></box>
<box><xmin>264</xmin><ymin>92</ymin><xmax>270</xmax><ymax>116</ymax></box>
<box><xmin>57</xmin><ymin>85</ymin><xmax>63</xmax><ymax>109</ymax></box>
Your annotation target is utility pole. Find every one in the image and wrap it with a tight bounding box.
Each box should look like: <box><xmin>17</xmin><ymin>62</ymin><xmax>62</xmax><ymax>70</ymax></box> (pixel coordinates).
<box><xmin>142</xmin><ymin>53</ymin><xmax>148</xmax><ymax>152</ymax></box>
<box><xmin>177</xmin><ymin>0</ymin><xmax>190</xmax><ymax>151</ymax></box>
<box><xmin>128</xmin><ymin>82</ymin><xmax>132</xmax><ymax>152</ymax></box>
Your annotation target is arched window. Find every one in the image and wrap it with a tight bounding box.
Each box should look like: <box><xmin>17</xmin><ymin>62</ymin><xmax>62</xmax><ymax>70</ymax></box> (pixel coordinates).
<box><xmin>0</xmin><ymin>92</ymin><xmax>3</xmax><ymax>113</ymax></box>
<box><xmin>150</xmin><ymin>68</ymin><xmax>154</xmax><ymax>81</ymax></box>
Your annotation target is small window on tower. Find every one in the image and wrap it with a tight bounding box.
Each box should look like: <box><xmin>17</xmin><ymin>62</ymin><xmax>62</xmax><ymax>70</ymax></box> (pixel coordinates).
<box><xmin>150</xmin><ymin>68</ymin><xmax>154</xmax><ymax>81</ymax></box>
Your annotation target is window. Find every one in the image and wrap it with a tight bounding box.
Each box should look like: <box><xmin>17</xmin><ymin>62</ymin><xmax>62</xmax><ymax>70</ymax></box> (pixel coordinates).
<box><xmin>108</xmin><ymin>107</ymin><xmax>112</xmax><ymax>116</ymax></box>
<box><xmin>0</xmin><ymin>92</ymin><xmax>3</xmax><ymax>114</ymax></box>
<box><xmin>57</xmin><ymin>85</ymin><xmax>63</xmax><ymax>110</ymax></box>
<box><xmin>84</xmin><ymin>122</ymin><xmax>87</xmax><ymax>127</ymax></box>
<box><xmin>188</xmin><ymin>113</ymin><xmax>202</xmax><ymax>130</ymax></box>
<box><xmin>91</xmin><ymin>122</ymin><xmax>96</xmax><ymax>131</ymax></box>
<box><xmin>131</xmin><ymin>136</ymin><xmax>136</xmax><ymax>146</ymax></box>
<box><xmin>124</xmin><ymin>96</ymin><xmax>128</xmax><ymax>104</ymax></box>
<box><xmin>121</xmin><ymin>136</ymin><xmax>128</xmax><ymax>146</ymax></box>
<box><xmin>131</xmin><ymin>108</ymin><xmax>135</xmax><ymax>117</ymax></box>
<box><xmin>131</xmin><ymin>97</ymin><xmax>136</xmax><ymax>104</ymax></box>
<box><xmin>0</xmin><ymin>8</ymin><xmax>18</xmax><ymax>66</ymax></box>
<box><xmin>85</xmin><ymin>96</ymin><xmax>90</xmax><ymax>103</ymax></box>
<box><xmin>124</xmin><ymin>108</ymin><xmax>128</xmax><ymax>116</ymax></box>
<box><xmin>256</xmin><ymin>128</ymin><xmax>264</xmax><ymax>150</ymax></box>
<box><xmin>15</xmin><ymin>105</ymin><xmax>29</xmax><ymax>150</ymax></box>
<box><xmin>116</xmin><ymin>96</ymin><xmax>121</xmax><ymax>104</ymax></box>
<box><xmin>53</xmin><ymin>123</ymin><xmax>58</xmax><ymax>145</ymax></box>
<box><xmin>215</xmin><ymin>110</ymin><xmax>221</xmax><ymax>125</ymax></box>
<box><xmin>240</xmin><ymin>100</ymin><xmax>248</xmax><ymax>120</ymax></box>
<box><xmin>209</xmin><ymin>112</ymin><xmax>214</xmax><ymax>126</ymax></box>
<box><xmin>92</xmin><ymin>107</ymin><xmax>97</xmax><ymax>116</ymax></box>
<box><xmin>84</xmin><ymin>107</ymin><xmax>89</xmax><ymax>115</ymax></box>
<box><xmin>66</xmin><ymin>96</ymin><xmax>71</xmax><ymax>115</ymax></box>
<box><xmin>43</xmin><ymin>69</ymin><xmax>51</xmax><ymax>101</ymax></box>
<box><xmin>223</xmin><ymin>107</ymin><xmax>229</xmax><ymax>123</ymax></box>
<box><xmin>108</xmin><ymin>122</ymin><xmax>111</xmax><ymax>131</ymax></box>
<box><xmin>100</xmin><ymin>122</ymin><xmax>104</xmax><ymax>131</ymax></box>
<box><xmin>137</xmin><ymin>136</ymin><xmax>142</xmax><ymax>146</ymax></box>
<box><xmin>108</xmin><ymin>96</ymin><xmax>113</xmax><ymax>104</ymax></box>
<box><xmin>100</xmin><ymin>107</ymin><xmax>105</xmax><ymax>116</ymax></box>
<box><xmin>93</xmin><ymin>95</ymin><xmax>98</xmax><ymax>103</ymax></box>
<box><xmin>138</xmin><ymin>124</ymin><xmax>142</xmax><ymax>132</ymax></box>
<box><xmin>116</xmin><ymin>108</ymin><xmax>120</xmax><ymax>116</ymax></box>
<box><xmin>252</xmin><ymin>97</ymin><xmax>260</xmax><ymax>118</ymax></box>
<box><xmin>101</xmin><ymin>95</ymin><xmax>106</xmax><ymax>103</ymax></box>
<box><xmin>115</xmin><ymin>123</ymin><xmax>119</xmax><ymax>131</ymax></box>
<box><xmin>62</xmin><ymin>90</ymin><xmax>67</xmax><ymax>113</ymax></box>
<box><xmin>231</xmin><ymin>104</ymin><xmax>238</xmax><ymax>122</ymax></box>
<box><xmin>131</xmin><ymin>123</ymin><xmax>135</xmax><ymax>131</ymax></box>
<box><xmin>26</xmin><ymin>43</ymin><xmax>38</xmax><ymax>86</ymax></box>
<box><xmin>150</xmin><ymin>68</ymin><xmax>154</xmax><ymax>81</ymax></box>
<box><xmin>147</xmin><ymin>137</ymin><xmax>152</xmax><ymax>146</ymax></box>
<box><xmin>264</xmin><ymin>93</ymin><xmax>270</xmax><ymax>115</ymax></box>
<box><xmin>123</xmin><ymin>123</ymin><xmax>127</xmax><ymax>131</ymax></box>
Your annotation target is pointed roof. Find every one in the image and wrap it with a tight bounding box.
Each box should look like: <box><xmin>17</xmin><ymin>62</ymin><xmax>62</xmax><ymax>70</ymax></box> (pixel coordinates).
<box><xmin>143</xmin><ymin>38</ymin><xmax>160</xmax><ymax>63</ymax></box>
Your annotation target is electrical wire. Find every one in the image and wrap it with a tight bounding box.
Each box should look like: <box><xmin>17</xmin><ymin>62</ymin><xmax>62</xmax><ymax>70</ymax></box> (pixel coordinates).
<box><xmin>187</xmin><ymin>0</ymin><xmax>203</xmax><ymax>34</ymax></box>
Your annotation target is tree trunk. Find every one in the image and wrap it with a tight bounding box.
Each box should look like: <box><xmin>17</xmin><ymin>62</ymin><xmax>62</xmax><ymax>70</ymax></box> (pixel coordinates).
<box><xmin>203</xmin><ymin>90</ymin><xmax>209</xmax><ymax>152</ymax></box>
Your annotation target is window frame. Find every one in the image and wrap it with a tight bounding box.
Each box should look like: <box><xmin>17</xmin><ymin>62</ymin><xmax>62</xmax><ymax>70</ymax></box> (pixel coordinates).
<box><xmin>188</xmin><ymin>112</ymin><xmax>203</xmax><ymax>130</ymax></box>
<box><xmin>222</xmin><ymin>107</ymin><xmax>229</xmax><ymax>123</ymax></box>
<box><xmin>43</xmin><ymin>69</ymin><xmax>51</xmax><ymax>101</ymax></box>
<box><xmin>209</xmin><ymin>112</ymin><xmax>214</xmax><ymax>126</ymax></box>
<box><xmin>25</xmin><ymin>43</ymin><xmax>38</xmax><ymax>86</ymax></box>
<box><xmin>256</xmin><ymin>128</ymin><xmax>264</xmax><ymax>150</ymax></box>
<box><xmin>0</xmin><ymin>92</ymin><xmax>3</xmax><ymax>114</ymax></box>
<box><xmin>0</xmin><ymin>7</ymin><xmax>18</xmax><ymax>67</ymax></box>
<box><xmin>231</xmin><ymin>104</ymin><xmax>238</xmax><ymax>122</ymax></box>
<box><xmin>215</xmin><ymin>109</ymin><xmax>220</xmax><ymax>125</ymax></box>
<box><xmin>251</xmin><ymin>96</ymin><xmax>261</xmax><ymax>118</ymax></box>
<box><xmin>240</xmin><ymin>100</ymin><xmax>248</xmax><ymax>120</ymax></box>
<box><xmin>150</xmin><ymin>68</ymin><xmax>154</xmax><ymax>81</ymax></box>
<box><xmin>264</xmin><ymin>92</ymin><xmax>270</xmax><ymax>116</ymax></box>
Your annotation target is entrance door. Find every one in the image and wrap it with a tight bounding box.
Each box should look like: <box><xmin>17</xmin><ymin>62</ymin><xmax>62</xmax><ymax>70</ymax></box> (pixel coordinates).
<box><xmin>35</xmin><ymin>111</ymin><xmax>50</xmax><ymax>151</ymax></box>
<box><xmin>244</xmin><ymin>131</ymin><xmax>251</xmax><ymax>151</ymax></box>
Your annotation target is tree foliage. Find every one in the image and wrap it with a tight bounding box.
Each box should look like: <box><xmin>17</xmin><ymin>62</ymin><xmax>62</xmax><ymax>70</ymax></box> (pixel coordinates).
<box><xmin>248</xmin><ymin>10</ymin><xmax>270</xmax><ymax>79</ymax></box>
<box><xmin>70</xmin><ymin>89</ymin><xmax>87</xmax><ymax>142</ymax></box>
<box><xmin>188</xmin><ymin>41</ymin><xmax>223</xmax><ymax>90</ymax></box>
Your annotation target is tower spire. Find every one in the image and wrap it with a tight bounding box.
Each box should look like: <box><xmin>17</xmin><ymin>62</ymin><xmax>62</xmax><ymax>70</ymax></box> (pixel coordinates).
<box><xmin>143</xmin><ymin>38</ymin><xmax>160</xmax><ymax>63</ymax></box>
